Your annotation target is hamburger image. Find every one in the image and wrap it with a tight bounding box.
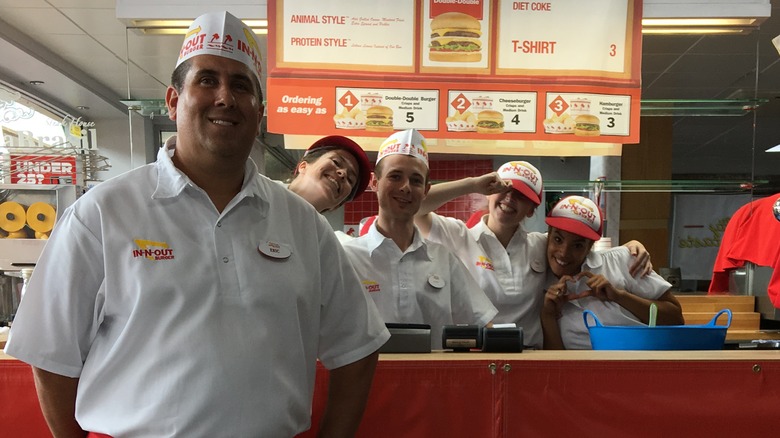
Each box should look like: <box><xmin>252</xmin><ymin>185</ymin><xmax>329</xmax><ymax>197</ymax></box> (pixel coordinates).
<box><xmin>573</xmin><ymin>114</ymin><xmax>601</xmax><ymax>136</ymax></box>
<box><xmin>476</xmin><ymin>110</ymin><xmax>504</xmax><ymax>134</ymax></box>
<box><xmin>365</xmin><ymin>105</ymin><xmax>394</xmax><ymax>132</ymax></box>
<box><xmin>429</xmin><ymin>12</ymin><xmax>482</xmax><ymax>63</ymax></box>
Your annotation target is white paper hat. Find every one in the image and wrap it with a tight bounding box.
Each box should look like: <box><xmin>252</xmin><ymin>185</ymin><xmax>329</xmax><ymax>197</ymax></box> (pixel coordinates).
<box><xmin>176</xmin><ymin>11</ymin><xmax>262</xmax><ymax>83</ymax></box>
<box><xmin>376</xmin><ymin>129</ymin><xmax>429</xmax><ymax>168</ymax></box>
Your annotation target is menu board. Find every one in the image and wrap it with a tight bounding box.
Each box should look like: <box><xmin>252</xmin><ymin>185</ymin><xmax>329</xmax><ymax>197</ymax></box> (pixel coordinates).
<box><xmin>266</xmin><ymin>0</ymin><xmax>642</xmax><ymax>155</ymax></box>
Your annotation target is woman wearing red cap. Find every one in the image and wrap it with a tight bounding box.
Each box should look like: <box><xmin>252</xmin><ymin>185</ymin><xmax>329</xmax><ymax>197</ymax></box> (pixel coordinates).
<box><xmin>541</xmin><ymin>196</ymin><xmax>684</xmax><ymax>350</ymax></box>
<box><xmin>288</xmin><ymin>135</ymin><xmax>371</xmax><ymax>213</ymax></box>
<box><xmin>415</xmin><ymin>164</ymin><xmax>652</xmax><ymax>349</ymax></box>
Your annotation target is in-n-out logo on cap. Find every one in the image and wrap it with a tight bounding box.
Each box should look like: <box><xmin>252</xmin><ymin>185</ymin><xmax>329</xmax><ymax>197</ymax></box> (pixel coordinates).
<box><xmin>557</xmin><ymin>197</ymin><xmax>599</xmax><ymax>226</ymax></box>
<box><xmin>545</xmin><ymin>195</ymin><xmax>603</xmax><ymax>241</ymax></box>
<box><xmin>376</xmin><ymin>129</ymin><xmax>429</xmax><ymax>167</ymax></box>
<box><xmin>176</xmin><ymin>11</ymin><xmax>263</xmax><ymax>83</ymax></box>
<box><xmin>497</xmin><ymin>161</ymin><xmax>543</xmax><ymax>205</ymax></box>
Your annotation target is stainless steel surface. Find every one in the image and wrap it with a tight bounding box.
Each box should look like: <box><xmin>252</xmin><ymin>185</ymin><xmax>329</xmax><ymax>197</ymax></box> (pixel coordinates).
<box><xmin>730</xmin><ymin>262</ymin><xmax>778</xmax><ymax>320</ymax></box>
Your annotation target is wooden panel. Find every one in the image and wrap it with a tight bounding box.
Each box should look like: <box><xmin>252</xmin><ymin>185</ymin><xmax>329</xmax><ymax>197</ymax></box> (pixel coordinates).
<box><xmin>620</xmin><ymin>228</ymin><xmax>670</xmax><ymax>268</ymax></box>
<box><xmin>683</xmin><ymin>312</ymin><xmax>760</xmax><ymax>331</ymax></box>
<box><xmin>681</xmin><ymin>302</ymin><xmax>755</xmax><ymax>312</ymax></box>
<box><xmin>620</xmin><ymin>117</ymin><xmax>673</xmax><ymax>268</ymax></box>
<box><xmin>676</xmin><ymin>295</ymin><xmax>756</xmax><ymax>312</ymax></box>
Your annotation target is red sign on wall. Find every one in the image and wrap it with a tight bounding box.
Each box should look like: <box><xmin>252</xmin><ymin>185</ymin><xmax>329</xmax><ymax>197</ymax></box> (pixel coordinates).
<box><xmin>10</xmin><ymin>155</ymin><xmax>78</xmax><ymax>185</ymax></box>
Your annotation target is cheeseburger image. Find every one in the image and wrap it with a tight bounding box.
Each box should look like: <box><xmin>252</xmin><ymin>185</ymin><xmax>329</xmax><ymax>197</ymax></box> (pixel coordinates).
<box><xmin>365</xmin><ymin>105</ymin><xmax>394</xmax><ymax>132</ymax></box>
<box><xmin>573</xmin><ymin>114</ymin><xmax>601</xmax><ymax>136</ymax></box>
<box><xmin>476</xmin><ymin>110</ymin><xmax>504</xmax><ymax>134</ymax></box>
<box><xmin>429</xmin><ymin>12</ymin><xmax>482</xmax><ymax>62</ymax></box>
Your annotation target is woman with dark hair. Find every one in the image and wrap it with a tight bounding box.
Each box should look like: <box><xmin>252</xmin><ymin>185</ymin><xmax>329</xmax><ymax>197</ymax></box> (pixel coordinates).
<box><xmin>541</xmin><ymin>195</ymin><xmax>684</xmax><ymax>350</ymax></box>
<box><xmin>288</xmin><ymin>135</ymin><xmax>371</xmax><ymax>213</ymax></box>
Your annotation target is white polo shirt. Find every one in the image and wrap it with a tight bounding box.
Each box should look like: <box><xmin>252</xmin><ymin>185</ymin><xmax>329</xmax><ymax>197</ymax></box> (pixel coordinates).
<box><xmin>553</xmin><ymin>247</ymin><xmax>672</xmax><ymax>350</ymax></box>
<box><xmin>341</xmin><ymin>222</ymin><xmax>497</xmax><ymax>350</ymax></box>
<box><xmin>5</xmin><ymin>145</ymin><xmax>389</xmax><ymax>437</ymax></box>
<box><xmin>427</xmin><ymin>213</ymin><xmax>547</xmax><ymax>348</ymax></box>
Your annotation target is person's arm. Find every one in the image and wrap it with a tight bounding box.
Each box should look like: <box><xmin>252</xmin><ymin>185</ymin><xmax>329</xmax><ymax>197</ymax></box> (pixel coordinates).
<box><xmin>540</xmin><ymin>278</ymin><xmax>569</xmax><ymax>350</ymax></box>
<box><xmin>579</xmin><ymin>272</ymin><xmax>684</xmax><ymax>326</ymax></box>
<box><xmin>31</xmin><ymin>367</ymin><xmax>85</xmax><ymax>438</ymax></box>
<box><xmin>621</xmin><ymin>240</ymin><xmax>653</xmax><ymax>277</ymax></box>
<box><xmin>317</xmin><ymin>351</ymin><xmax>380</xmax><ymax>438</ymax></box>
<box><xmin>415</xmin><ymin>173</ymin><xmax>509</xmax><ymax>236</ymax></box>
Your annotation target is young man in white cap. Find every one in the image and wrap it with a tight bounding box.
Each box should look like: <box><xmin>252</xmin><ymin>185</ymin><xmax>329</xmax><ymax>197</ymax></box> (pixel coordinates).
<box><xmin>341</xmin><ymin>129</ymin><xmax>497</xmax><ymax>350</ymax></box>
<box><xmin>540</xmin><ymin>195</ymin><xmax>683</xmax><ymax>349</ymax></box>
<box><xmin>414</xmin><ymin>164</ymin><xmax>652</xmax><ymax>349</ymax></box>
<box><xmin>5</xmin><ymin>11</ymin><xmax>389</xmax><ymax>438</ymax></box>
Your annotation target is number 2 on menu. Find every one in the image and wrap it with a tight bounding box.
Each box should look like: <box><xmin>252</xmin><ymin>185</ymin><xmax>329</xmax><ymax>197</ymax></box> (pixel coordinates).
<box><xmin>453</xmin><ymin>97</ymin><xmax>468</xmax><ymax>111</ymax></box>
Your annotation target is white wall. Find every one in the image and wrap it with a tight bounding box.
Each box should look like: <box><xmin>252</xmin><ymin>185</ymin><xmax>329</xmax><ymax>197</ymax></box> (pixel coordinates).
<box><xmin>92</xmin><ymin>112</ymin><xmax>150</xmax><ymax>181</ymax></box>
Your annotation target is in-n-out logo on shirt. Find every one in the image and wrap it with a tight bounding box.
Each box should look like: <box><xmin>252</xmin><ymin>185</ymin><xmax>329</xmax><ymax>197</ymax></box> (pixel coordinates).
<box><xmin>362</xmin><ymin>280</ymin><xmax>380</xmax><ymax>293</ymax></box>
<box><xmin>132</xmin><ymin>239</ymin><xmax>175</xmax><ymax>261</ymax></box>
<box><xmin>475</xmin><ymin>255</ymin><xmax>494</xmax><ymax>271</ymax></box>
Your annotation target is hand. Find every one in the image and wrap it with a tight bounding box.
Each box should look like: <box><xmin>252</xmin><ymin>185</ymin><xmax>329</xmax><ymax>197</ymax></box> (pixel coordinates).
<box><xmin>474</xmin><ymin>172</ymin><xmax>511</xmax><ymax>196</ymax></box>
<box><xmin>542</xmin><ymin>276</ymin><xmax>573</xmax><ymax>318</ymax></box>
<box><xmin>577</xmin><ymin>271</ymin><xmax>625</xmax><ymax>302</ymax></box>
<box><xmin>624</xmin><ymin>240</ymin><xmax>653</xmax><ymax>277</ymax></box>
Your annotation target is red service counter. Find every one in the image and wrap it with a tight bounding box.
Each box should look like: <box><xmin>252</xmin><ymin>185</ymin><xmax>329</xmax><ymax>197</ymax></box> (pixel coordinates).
<box><xmin>3</xmin><ymin>350</ymin><xmax>780</xmax><ymax>437</ymax></box>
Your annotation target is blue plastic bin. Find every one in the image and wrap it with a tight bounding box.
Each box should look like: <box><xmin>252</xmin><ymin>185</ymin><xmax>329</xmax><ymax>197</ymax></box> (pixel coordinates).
<box><xmin>584</xmin><ymin>309</ymin><xmax>732</xmax><ymax>351</ymax></box>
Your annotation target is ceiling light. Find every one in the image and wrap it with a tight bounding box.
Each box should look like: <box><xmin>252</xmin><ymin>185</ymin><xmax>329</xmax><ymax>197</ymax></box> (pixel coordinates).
<box><xmin>642</xmin><ymin>27</ymin><xmax>751</xmax><ymax>35</ymax></box>
<box><xmin>641</xmin><ymin>18</ymin><xmax>759</xmax><ymax>35</ymax></box>
<box><xmin>77</xmin><ymin>106</ymin><xmax>90</xmax><ymax>111</ymax></box>
<box><xmin>642</xmin><ymin>18</ymin><xmax>759</xmax><ymax>27</ymax></box>
<box><xmin>129</xmin><ymin>19</ymin><xmax>268</xmax><ymax>35</ymax></box>
<box><xmin>642</xmin><ymin>0</ymin><xmax>769</xmax><ymax>35</ymax></box>
<box><xmin>766</xmin><ymin>145</ymin><xmax>780</xmax><ymax>153</ymax></box>
<box><xmin>29</xmin><ymin>80</ymin><xmax>45</xmax><ymax>86</ymax></box>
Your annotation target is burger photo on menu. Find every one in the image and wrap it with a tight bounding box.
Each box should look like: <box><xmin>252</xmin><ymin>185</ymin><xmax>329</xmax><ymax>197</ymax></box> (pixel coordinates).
<box><xmin>429</xmin><ymin>12</ymin><xmax>482</xmax><ymax>62</ymax></box>
<box><xmin>573</xmin><ymin>114</ymin><xmax>601</xmax><ymax>136</ymax></box>
<box><xmin>476</xmin><ymin>110</ymin><xmax>504</xmax><ymax>134</ymax></box>
<box><xmin>365</xmin><ymin>105</ymin><xmax>394</xmax><ymax>132</ymax></box>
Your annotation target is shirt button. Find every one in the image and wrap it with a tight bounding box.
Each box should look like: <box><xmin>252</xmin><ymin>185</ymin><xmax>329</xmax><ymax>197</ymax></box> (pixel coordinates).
<box><xmin>222</xmin><ymin>257</ymin><xmax>229</xmax><ymax>263</ymax></box>
<box><xmin>217</xmin><ymin>221</ymin><xmax>222</xmax><ymax>227</ymax></box>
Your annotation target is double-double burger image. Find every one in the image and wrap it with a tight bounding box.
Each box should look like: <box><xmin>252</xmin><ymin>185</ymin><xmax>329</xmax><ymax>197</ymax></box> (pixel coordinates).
<box><xmin>365</xmin><ymin>105</ymin><xmax>394</xmax><ymax>132</ymax></box>
<box><xmin>429</xmin><ymin>12</ymin><xmax>482</xmax><ymax>62</ymax></box>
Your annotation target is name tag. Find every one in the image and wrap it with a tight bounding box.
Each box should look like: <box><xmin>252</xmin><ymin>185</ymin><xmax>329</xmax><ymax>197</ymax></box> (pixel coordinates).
<box><xmin>258</xmin><ymin>241</ymin><xmax>292</xmax><ymax>259</ymax></box>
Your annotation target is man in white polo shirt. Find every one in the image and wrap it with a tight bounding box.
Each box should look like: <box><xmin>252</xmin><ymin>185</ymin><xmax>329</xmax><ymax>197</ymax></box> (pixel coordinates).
<box><xmin>5</xmin><ymin>11</ymin><xmax>389</xmax><ymax>437</ymax></box>
<box><xmin>341</xmin><ymin>129</ymin><xmax>497</xmax><ymax>350</ymax></box>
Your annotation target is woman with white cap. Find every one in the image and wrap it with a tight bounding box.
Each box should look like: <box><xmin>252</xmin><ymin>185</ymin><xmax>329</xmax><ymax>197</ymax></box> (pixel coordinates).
<box><xmin>288</xmin><ymin>135</ymin><xmax>372</xmax><ymax>213</ymax></box>
<box><xmin>414</xmin><ymin>163</ymin><xmax>652</xmax><ymax>349</ymax></box>
<box><xmin>540</xmin><ymin>195</ymin><xmax>684</xmax><ymax>350</ymax></box>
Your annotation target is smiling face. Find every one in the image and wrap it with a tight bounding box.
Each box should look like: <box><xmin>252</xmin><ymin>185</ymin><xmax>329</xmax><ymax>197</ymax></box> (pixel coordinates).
<box><xmin>486</xmin><ymin>189</ymin><xmax>536</xmax><ymax>229</ymax></box>
<box><xmin>546</xmin><ymin>227</ymin><xmax>595</xmax><ymax>277</ymax></box>
<box><xmin>165</xmin><ymin>54</ymin><xmax>263</xmax><ymax>167</ymax></box>
<box><xmin>373</xmin><ymin>154</ymin><xmax>430</xmax><ymax>222</ymax></box>
<box><xmin>290</xmin><ymin>149</ymin><xmax>360</xmax><ymax>212</ymax></box>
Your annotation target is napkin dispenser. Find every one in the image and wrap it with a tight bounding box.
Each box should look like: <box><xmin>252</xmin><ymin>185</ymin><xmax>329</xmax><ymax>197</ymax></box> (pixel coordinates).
<box><xmin>379</xmin><ymin>323</ymin><xmax>431</xmax><ymax>353</ymax></box>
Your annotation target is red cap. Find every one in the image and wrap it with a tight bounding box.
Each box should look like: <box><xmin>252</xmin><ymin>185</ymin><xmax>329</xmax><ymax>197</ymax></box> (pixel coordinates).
<box><xmin>545</xmin><ymin>196</ymin><xmax>603</xmax><ymax>241</ymax></box>
<box><xmin>496</xmin><ymin>161</ymin><xmax>543</xmax><ymax>205</ymax></box>
<box><xmin>305</xmin><ymin>135</ymin><xmax>371</xmax><ymax>201</ymax></box>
